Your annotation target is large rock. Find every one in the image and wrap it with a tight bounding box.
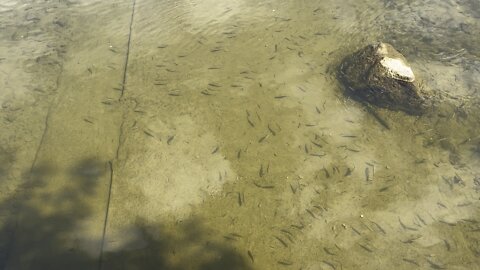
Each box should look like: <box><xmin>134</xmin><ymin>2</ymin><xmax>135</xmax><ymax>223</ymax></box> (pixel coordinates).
<box><xmin>338</xmin><ymin>42</ymin><xmax>429</xmax><ymax>115</ymax></box>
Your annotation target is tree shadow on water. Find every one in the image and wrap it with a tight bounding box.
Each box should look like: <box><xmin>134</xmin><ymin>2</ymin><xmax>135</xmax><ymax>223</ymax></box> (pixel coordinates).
<box><xmin>0</xmin><ymin>157</ymin><xmax>251</xmax><ymax>270</ymax></box>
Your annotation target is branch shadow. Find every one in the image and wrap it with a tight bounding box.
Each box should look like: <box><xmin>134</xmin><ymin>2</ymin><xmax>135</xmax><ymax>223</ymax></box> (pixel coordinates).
<box><xmin>0</xmin><ymin>157</ymin><xmax>251</xmax><ymax>270</ymax></box>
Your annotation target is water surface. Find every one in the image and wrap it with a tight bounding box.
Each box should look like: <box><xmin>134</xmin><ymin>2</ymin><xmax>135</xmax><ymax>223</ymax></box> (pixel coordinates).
<box><xmin>0</xmin><ymin>0</ymin><xmax>479</xmax><ymax>269</ymax></box>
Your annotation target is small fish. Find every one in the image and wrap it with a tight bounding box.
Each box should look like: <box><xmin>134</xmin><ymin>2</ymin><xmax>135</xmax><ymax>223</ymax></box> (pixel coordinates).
<box><xmin>167</xmin><ymin>135</ymin><xmax>175</xmax><ymax>145</ymax></box>
<box><xmin>398</xmin><ymin>218</ymin><xmax>418</xmax><ymax>231</ymax></box>
<box><xmin>358</xmin><ymin>243</ymin><xmax>373</xmax><ymax>252</ymax></box>
<box><xmin>323</xmin><ymin>247</ymin><xmax>336</xmax><ymax>256</ymax></box>
<box><xmin>427</xmin><ymin>259</ymin><xmax>446</xmax><ymax>269</ymax></box>
<box><xmin>237</xmin><ymin>193</ymin><xmax>243</xmax><ymax>206</ymax></box>
<box><xmin>323</xmin><ymin>167</ymin><xmax>330</xmax><ymax>178</ymax></box>
<box><xmin>259</xmin><ymin>164</ymin><xmax>264</xmax><ymax>177</ymax></box>
<box><xmin>143</xmin><ymin>130</ymin><xmax>154</xmax><ymax>138</ymax></box>
<box><xmin>306</xmin><ymin>209</ymin><xmax>317</xmax><ymax>219</ymax></box>
<box><xmin>274</xmin><ymin>95</ymin><xmax>288</xmax><ymax>99</ymax></box>
<box><xmin>247</xmin><ymin>118</ymin><xmax>255</xmax><ymax>127</ymax></box>
<box><xmin>211</xmin><ymin>146</ymin><xmax>219</xmax><ymax>154</ymax></box>
<box><xmin>83</xmin><ymin>118</ymin><xmax>93</xmax><ymax>124</ymax></box>
<box><xmin>157</xmin><ymin>45</ymin><xmax>168</xmax><ymax>48</ymax></box>
<box><xmin>274</xmin><ymin>236</ymin><xmax>288</xmax><ymax>247</ymax></box>
<box><xmin>311</xmin><ymin>141</ymin><xmax>323</xmax><ymax>148</ymax></box>
<box><xmin>289</xmin><ymin>184</ymin><xmax>297</xmax><ymax>194</ymax></box>
<box><xmin>268</xmin><ymin>125</ymin><xmax>276</xmax><ymax>136</ymax></box>
<box><xmin>258</xmin><ymin>134</ymin><xmax>269</xmax><ymax>143</ymax></box>
<box><xmin>277</xmin><ymin>261</ymin><xmax>293</xmax><ymax>266</ymax></box>
<box><xmin>402</xmin><ymin>258</ymin><xmax>419</xmax><ymax>266</ymax></box>
<box><xmin>365</xmin><ymin>167</ymin><xmax>370</xmax><ymax>181</ymax></box>
<box><xmin>208</xmin><ymin>83</ymin><xmax>221</xmax><ymax>87</ymax></box>
<box><xmin>322</xmin><ymin>260</ymin><xmax>336</xmax><ymax>270</ymax></box>
<box><xmin>253</xmin><ymin>182</ymin><xmax>274</xmax><ymax>189</ymax></box>
<box><xmin>290</xmin><ymin>223</ymin><xmax>304</xmax><ymax>230</ymax></box>
<box><xmin>247</xmin><ymin>250</ymin><xmax>254</xmax><ymax>262</ymax></box>
<box><xmin>371</xmin><ymin>221</ymin><xmax>386</xmax><ymax>234</ymax></box>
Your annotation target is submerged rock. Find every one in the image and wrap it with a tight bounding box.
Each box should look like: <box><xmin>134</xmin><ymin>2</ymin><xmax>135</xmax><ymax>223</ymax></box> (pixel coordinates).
<box><xmin>338</xmin><ymin>42</ymin><xmax>429</xmax><ymax>115</ymax></box>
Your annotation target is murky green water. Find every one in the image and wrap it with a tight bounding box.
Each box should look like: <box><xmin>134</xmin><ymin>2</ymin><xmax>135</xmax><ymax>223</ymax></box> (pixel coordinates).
<box><xmin>0</xmin><ymin>0</ymin><xmax>479</xmax><ymax>269</ymax></box>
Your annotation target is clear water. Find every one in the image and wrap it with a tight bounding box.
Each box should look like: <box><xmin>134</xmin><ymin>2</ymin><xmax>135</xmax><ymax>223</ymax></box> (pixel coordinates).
<box><xmin>0</xmin><ymin>0</ymin><xmax>479</xmax><ymax>269</ymax></box>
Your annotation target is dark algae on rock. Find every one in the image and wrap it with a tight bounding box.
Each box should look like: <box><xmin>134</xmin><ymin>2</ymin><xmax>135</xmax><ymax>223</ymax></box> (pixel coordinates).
<box><xmin>338</xmin><ymin>42</ymin><xmax>430</xmax><ymax>115</ymax></box>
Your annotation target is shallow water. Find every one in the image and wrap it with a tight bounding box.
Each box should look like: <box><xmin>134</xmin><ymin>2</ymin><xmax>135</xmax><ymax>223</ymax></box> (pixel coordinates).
<box><xmin>0</xmin><ymin>0</ymin><xmax>479</xmax><ymax>269</ymax></box>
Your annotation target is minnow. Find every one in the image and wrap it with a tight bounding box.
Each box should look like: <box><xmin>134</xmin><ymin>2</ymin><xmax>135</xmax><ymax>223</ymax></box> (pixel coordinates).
<box><xmin>399</xmin><ymin>218</ymin><xmax>418</xmax><ymax>231</ymax></box>
<box><xmin>365</xmin><ymin>167</ymin><xmax>370</xmax><ymax>181</ymax></box>
<box><xmin>167</xmin><ymin>135</ymin><xmax>175</xmax><ymax>145</ymax></box>
<box><xmin>306</xmin><ymin>209</ymin><xmax>317</xmax><ymax>219</ymax></box>
<box><xmin>290</xmin><ymin>184</ymin><xmax>296</xmax><ymax>194</ymax></box>
<box><xmin>258</xmin><ymin>134</ymin><xmax>269</xmax><ymax>143</ymax></box>
<box><xmin>211</xmin><ymin>146</ymin><xmax>219</xmax><ymax>154</ymax></box>
<box><xmin>311</xmin><ymin>141</ymin><xmax>323</xmax><ymax>148</ymax></box>
<box><xmin>166</xmin><ymin>69</ymin><xmax>176</xmax><ymax>72</ymax></box>
<box><xmin>402</xmin><ymin>258</ymin><xmax>419</xmax><ymax>266</ymax></box>
<box><xmin>247</xmin><ymin>250</ymin><xmax>254</xmax><ymax>262</ymax></box>
<box><xmin>83</xmin><ymin>118</ymin><xmax>93</xmax><ymax>124</ymax></box>
<box><xmin>247</xmin><ymin>118</ymin><xmax>255</xmax><ymax>127</ymax></box>
<box><xmin>358</xmin><ymin>244</ymin><xmax>373</xmax><ymax>252</ymax></box>
<box><xmin>253</xmin><ymin>182</ymin><xmax>274</xmax><ymax>189</ymax></box>
<box><xmin>143</xmin><ymin>130</ymin><xmax>154</xmax><ymax>137</ymax></box>
<box><xmin>427</xmin><ymin>259</ymin><xmax>446</xmax><ymax>269</ymax></box>
<box><xmin>310</xmin><ymin>153</ymin><xmax>326</xmax><ymax>158</ymax></box>
<box><xmin>268</xmin><ymin>125</ymin><xmax>276</xmax><ymax>136</ymax></box>
<box><xmin>208</xmin><ymin>83</ymin><xmax>221</xmax><ymax>87</ymax></box>
<box><xmin>157</xmin><ymin>45</ymin><xmax>168</xmax><ymax>48</ymax></box>
<box><xmin>322</xmin><ymin>260</ymin><xmax>336</xmax><ymax>270</ymax></box>
<box><xmin>323</xmin><ymin>247</ymin><xmax>336</xmax><ymax>255</ymax></box>
<box><xmin>370</xmin><ymin>221</ymin><xmax>387</xmax><ymax>234</ymax></box>
<box><xmin>323</xmin><ymin>167</ymin><xmax>330</xmax><ymax>178</ymax></box>
<box><xmin>316</xmin><ymin>106</ymin><xmax>321</xmax><ymax>113</ymax></box>
<box><xmin>168</xmin><ymin>93</ymin><xmax>181</xmax><ymax>96</ymax></box>
<box><xmin>274</xmin><ymin>95</ymin><xmax>288</xmax><ymax>99</ymax></box>
<box><xmin>274</xmin><ymin>236</ymin><xmax>288</xmax><ymax>247</ymax></box>
<box><xmin>259</xmin><ymin>164</ymin><xmax>264</xmax><ymax>177</ymax></box>
<box><xmin>290</xmin><ymin>223</ymin><xmax>304</xmax><ymax>230</ymax></box>
<box><xmin>201</xmin><ymin>90</ymin><xmax>212</xmax><ymax>95</ymax></box>
<box><xmin>278</xmin><ymin>261</ymin><xmax>293</xmax><ymax>266</ymax></box>
<box><xmin>416</xmin><ymin>214</ymin><xmax>427</xmax><ymax>225</ymax></box>
<box><xmin>231</xmin><ymin>84</ymin><xmax>242</xmax><ymax>87</ymax></box>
